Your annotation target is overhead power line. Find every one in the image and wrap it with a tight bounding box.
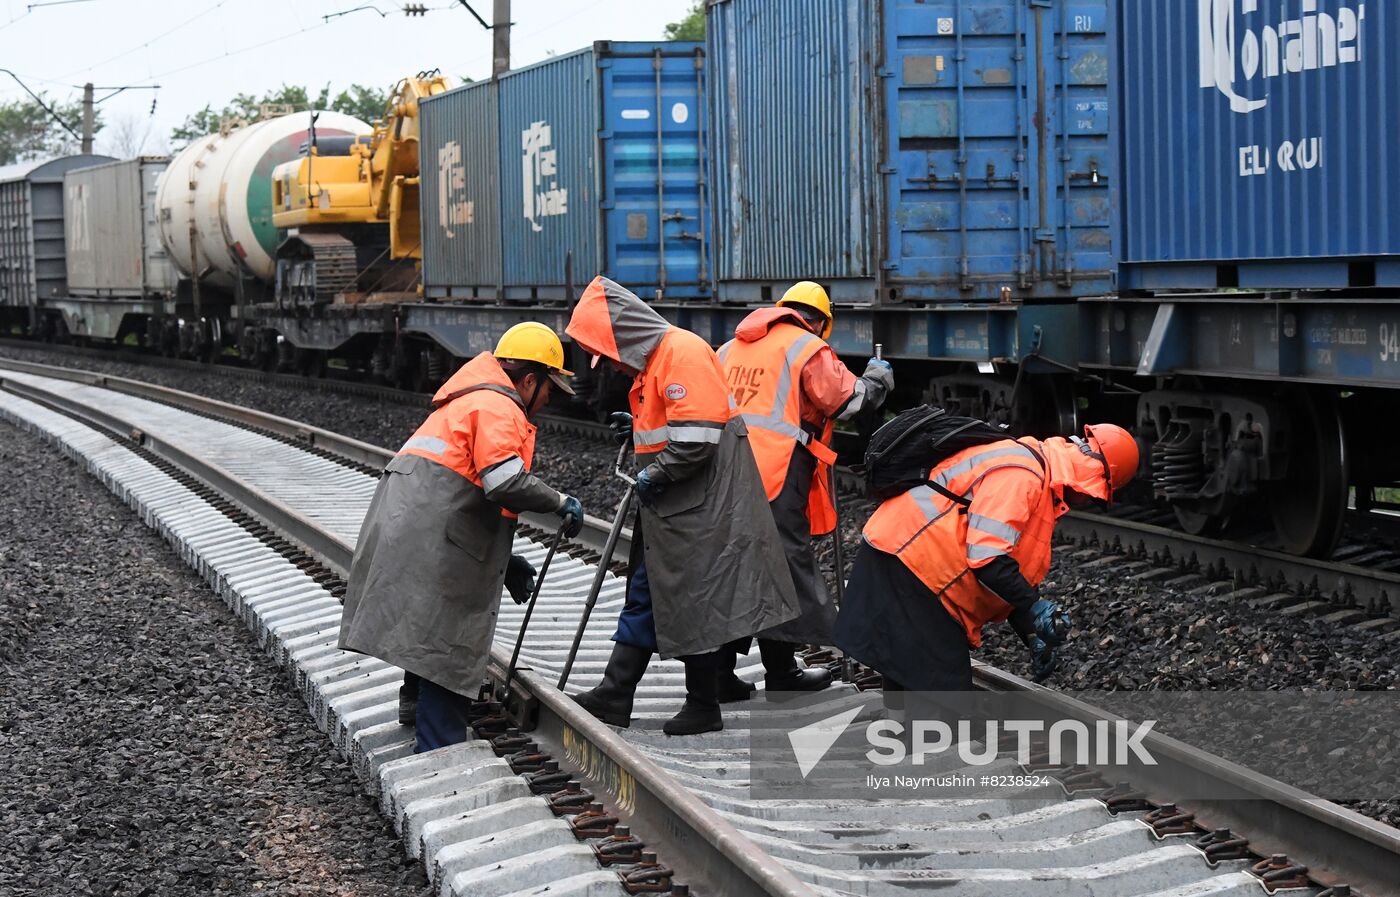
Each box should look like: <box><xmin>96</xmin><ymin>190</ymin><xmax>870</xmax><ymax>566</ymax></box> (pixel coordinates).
<box><xmin>0</xmin><ymin>67</ymin><xmax>81</xmax><ymax>141</ymax></box>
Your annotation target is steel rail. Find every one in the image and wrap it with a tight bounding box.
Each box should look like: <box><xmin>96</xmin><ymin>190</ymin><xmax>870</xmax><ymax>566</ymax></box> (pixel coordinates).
<box><xmin>1056</xmin><ymin>509</ymin><xmax>1400</xmax><ymax>618</ymax></box>
<box><xmin>5</xmin><ymin>356</ymin><xmax>1399</xmax><ymax>896</ymax></box>
<box><xmin>972</xmin><ymin>663</ymin><xmax>1400</xmax><ymax>896</ymax></box>
<box><xmin>0</xmin><ymin>359</ymin><xmax>796</xmax><ymax>897</ymax></box>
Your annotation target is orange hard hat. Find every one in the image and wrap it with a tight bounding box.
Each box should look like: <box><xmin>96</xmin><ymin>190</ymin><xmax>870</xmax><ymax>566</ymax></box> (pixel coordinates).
<box><xmin>1082</xmin><ymin>423</ymin><xmax>1140</xmax><ymax>497</ymax></box>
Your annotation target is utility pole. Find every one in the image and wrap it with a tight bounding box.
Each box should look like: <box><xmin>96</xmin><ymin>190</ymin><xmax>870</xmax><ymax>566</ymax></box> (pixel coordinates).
<box><xmin>81</xmin><ymin>82</ymin><xmax>94</xmax><ymax>153</ymax></box>
<box><xmin>492</xmin><ymin>0</ymin><xmax>510</xmax><ymax>75</ymax></box>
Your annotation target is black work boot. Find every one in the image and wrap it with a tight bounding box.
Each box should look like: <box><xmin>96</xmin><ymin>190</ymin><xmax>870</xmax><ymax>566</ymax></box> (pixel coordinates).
<box><xmin>571</xmin><ymin>643</ymin><xmax>652</xmax><ymax>728</ymax></box>
<box><xmin>716</xmin><ymin>648</ymin><xmax>756</xmax><ymax>704</ymax></box>
<box><xmin>399</xmin><ymin>672</ymin><xmax>419</xmax><ymax>726</ymax></box>
<box><xmin>663</xmin><ymin>653</ymin><xmax>723</xmax><ymax>736</ymax></box>
<box><xmin>760</xmin><ymin>639</ymin><xmax>833</xmax><ymax>693</ymax></box>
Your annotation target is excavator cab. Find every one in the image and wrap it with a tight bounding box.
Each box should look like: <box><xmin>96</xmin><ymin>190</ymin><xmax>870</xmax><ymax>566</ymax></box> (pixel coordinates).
<box><xmin>271</xmin><ymin>72</ymin><xmax>452</xmax><ymax>307</ymax></box>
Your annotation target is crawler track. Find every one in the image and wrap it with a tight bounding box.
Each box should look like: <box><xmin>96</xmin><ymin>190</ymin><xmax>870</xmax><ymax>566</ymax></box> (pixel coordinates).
<box><xmin>2</xmin><ymin>356</ymin><xmax>1397</xmax><ymax>897</ymax></box>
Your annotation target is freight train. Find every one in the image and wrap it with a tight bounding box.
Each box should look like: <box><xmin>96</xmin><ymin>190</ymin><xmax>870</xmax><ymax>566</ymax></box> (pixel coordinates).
<box><xmin>1</xmin><ymin>0</ymin><xmax>1395</xmax><ymax>561</ymax></box>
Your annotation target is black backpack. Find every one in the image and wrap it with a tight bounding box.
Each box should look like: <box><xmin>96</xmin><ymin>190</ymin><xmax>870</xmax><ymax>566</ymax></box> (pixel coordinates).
<box><xmin>861</xmin><ymin>405</ymin><xmax>1014</xmax><ymax>502</ymax></box>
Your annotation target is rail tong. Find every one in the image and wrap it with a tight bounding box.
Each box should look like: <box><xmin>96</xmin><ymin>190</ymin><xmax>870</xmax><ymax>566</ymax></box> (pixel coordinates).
<box><xmin>558</xmin><ymin>442</ymin><xmax>637</xmax><ymax>690</ymax></box>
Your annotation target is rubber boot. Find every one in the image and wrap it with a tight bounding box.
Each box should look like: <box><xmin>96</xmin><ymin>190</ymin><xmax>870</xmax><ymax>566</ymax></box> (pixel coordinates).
<box><xmin>663</xmin><ymin>652</ymin><xmax>723</xmax><ymax>736</ymax></box>
<box><xmin>571</xmin><ymin>642</ymin><xmax>652</xmax><ymax>728</ymax></box>
<box><xmin>760</xmin><ymin>639</ymin><xmax>833</xmax><ymax>693</ymax></box>
<box><xmin>716</xmin><ymin>648</ymin><xmax>756</xmax><ymax>704</ymax></box>
<box><xmin>399</xmin><ymin>672</ymin><xmax>419</xmax><ymax>727</ymax></box>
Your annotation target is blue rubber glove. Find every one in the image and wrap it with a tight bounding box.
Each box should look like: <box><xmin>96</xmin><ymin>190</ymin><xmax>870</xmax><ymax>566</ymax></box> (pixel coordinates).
<box><xmin>1028</xmin><ymin>598</ymin><xmax>1070</xmax><ymax>647</ymax></box>
<box><xmin>863</xmin><ymin>357</ymin><xmax>894</xmax><ymax>391</ymax></box>
<box><xmin>1028</xmin><ymin>637</ymin><xmax>1059</xmax><ymax>683</ymax></box>
<box><xmin>635</xmin><ymin>466</ymin><xmax>666</xmax><ymax>508</ymax></box>
<box><xmin>557</xmin><ymin>495</ymin><xmax>584</xmax><ymax>538</ymax></box>
<box><xmin>504</xmin><ymin>554</ymin><xmax>536</xmax><ymax>605</ymax></box>
<box><xmin>607</xmin><ymin>411</ymin><xmax>634</xmax><ymax>447</ymax></box>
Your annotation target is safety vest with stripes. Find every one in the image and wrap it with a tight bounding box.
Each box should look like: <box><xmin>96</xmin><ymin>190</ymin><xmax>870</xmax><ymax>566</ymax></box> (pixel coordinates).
<box><xmin>395</xmin><ymin>352</ymin><xmax>538</xmax><ymax>521</ymax></box>
<box><xmin>863</xmin><ymin>438</ymin><xmax>1055</xmax><ymax>646</ymax></box>
<box><xmin>719</xmin><ymin>322</ymin><xmax>840</xmax><ymax>533</ymax></box>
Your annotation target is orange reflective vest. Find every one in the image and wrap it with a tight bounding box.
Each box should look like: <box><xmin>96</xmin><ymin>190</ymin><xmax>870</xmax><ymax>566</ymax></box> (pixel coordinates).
<box><xmin>719</xmin><ymin>321</ymin><xmax>841</xmax><ymax>535</ymax></box>
<box><xmin>863</xmin><ymin>438</ymin><xmax>1057</xmax><ymax>647</ymax></box>
<box><xmin>629</xmin><ymin>327</ymin><xmax>733</xmax><ymax>461</ymax></box>
<box><xmin>396</xmin><ymin>351</ymin><xmax>539</xmax><ymax>520</ymax></box>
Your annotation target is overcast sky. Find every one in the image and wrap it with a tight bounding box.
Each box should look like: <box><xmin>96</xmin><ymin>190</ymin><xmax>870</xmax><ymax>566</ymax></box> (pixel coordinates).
<box><xmin>1</xmin><ymin>0</ymin><xmax>697</xmax><ymax>155</ymax></box>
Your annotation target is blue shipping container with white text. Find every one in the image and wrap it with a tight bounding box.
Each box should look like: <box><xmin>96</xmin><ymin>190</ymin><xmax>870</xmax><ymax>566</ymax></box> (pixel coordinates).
<box><xmin>496</xmin><ymin>41</ymin><xmax>710</xmax><ymax>300</ymax></box>
<box><xmin>1114</xmin><ymin>0</ymin><xmax>1400</xmax><ymax>290</ymax></box>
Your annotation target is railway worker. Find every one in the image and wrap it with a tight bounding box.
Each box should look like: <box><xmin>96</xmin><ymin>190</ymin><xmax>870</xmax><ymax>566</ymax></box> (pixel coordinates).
<box><xmin>716</xmin><ymin>282</ymin><xmax>894</xmax><ymax>698</ymax></box>
<box><xmin>564</xmin><ymin>275</ymin><xmax>800</xmax><ymax>736</ymax></box>
<box><xmin>833</xmin><ymin>424</ymin><xmax>1140</xmax><ymax>694</ymax></box>
<box><xmin>339</xmin><ymin>323</ymin><xmax>586</xmax><ymax>753</ymax></box>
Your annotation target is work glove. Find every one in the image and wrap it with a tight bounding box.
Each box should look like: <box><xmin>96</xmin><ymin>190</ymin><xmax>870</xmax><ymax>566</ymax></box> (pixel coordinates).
<box><xmin>1027</xmin><ymin>598</ymin><xmax>1071</xmax><ymax>647</ymax></box>
<box><xmin>556</xmin><ymin>495</ymin><xmax>584</xmax><ymax>538</ymax></box>
<box><xmin>635</xmin><ymin>466</ymin><xmax>666</xmax><ymax>509</ymax></box>
<box><xmin>863</xmin><ymin>357</ymin><xmax>894</xmax><ymax>391</ymax></box>
<box><xmin>1027</xmin><ymin>637</ymin><xmax>1059</xmax><ymax>683</ymax></box>
<box><xmin>607</xmin><ymin>411</ymin><xmax>634</xmax><ymax>447</ymax></box>
<box><xmin>504</xmin><ymin>554</ymin><xmax>537</xmax><ymax>605</ymax></box>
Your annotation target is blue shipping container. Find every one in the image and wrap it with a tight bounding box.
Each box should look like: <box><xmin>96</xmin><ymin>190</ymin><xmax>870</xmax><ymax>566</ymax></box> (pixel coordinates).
<box><xmin>496</xmin><ymin>41</ymin><xmax>710</xmax><ymax>299</ymax></box>
<box><xmin>707</xmin><ymin>0</ymin><xmax>882</xmax><ymax>301</ymax></box>
<box><xmin>883</xmin><ymin>0</ymin><xmax>1113</xmax><ymax>301</ymax></box>
<box><xmin>419</xmin><ymin>79</ymin><xmax>502</xmax><ymax>298</ymax></box>
<box><xmin>1115</xmin><ymin>0</ymin><xmax>1400</xmax><ymax>290</ymax></box>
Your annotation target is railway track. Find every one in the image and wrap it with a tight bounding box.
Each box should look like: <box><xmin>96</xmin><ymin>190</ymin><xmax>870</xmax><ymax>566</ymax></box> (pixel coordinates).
<box><xmin>2</xmin><ymin>357</ymin><xmax>1397</xmax><ymax>897</ymax></box>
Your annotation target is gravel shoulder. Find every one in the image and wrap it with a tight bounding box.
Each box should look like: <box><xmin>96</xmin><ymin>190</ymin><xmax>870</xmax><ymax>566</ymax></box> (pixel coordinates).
<box><xmin>0</xmin><ymin>416</ymin><xmax>426</xmax><ymax>896</ymax></box>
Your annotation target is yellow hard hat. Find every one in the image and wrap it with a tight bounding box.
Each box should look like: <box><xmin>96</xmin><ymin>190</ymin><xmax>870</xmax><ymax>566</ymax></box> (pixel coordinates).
<box><xmin>495</xmin><ymin>321</ymin><xmax>575</xmax><ymax>395</ymax></box>
<box><xmin>777</xmin><ymin>281</ymin><xmax>833</xmax><ymax>339</ymax></box>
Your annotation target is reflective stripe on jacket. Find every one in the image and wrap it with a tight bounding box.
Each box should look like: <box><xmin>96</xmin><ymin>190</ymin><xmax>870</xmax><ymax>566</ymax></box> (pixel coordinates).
<box><xmin>629</xmin><ymin>327</ymin><xmax>732</xmax><ymax>462</ymax></box>
<box><xmin>862</xmin><ymin>437</ymin><xmax>1057</xmax><ymax>647</ymax></box>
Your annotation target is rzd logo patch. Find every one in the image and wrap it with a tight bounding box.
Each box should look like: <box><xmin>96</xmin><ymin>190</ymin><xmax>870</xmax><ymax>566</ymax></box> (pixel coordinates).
<box><xmin>665</xmin><ymin>383</ymin><xmax>687</xmax><ymax>401</ymax></box>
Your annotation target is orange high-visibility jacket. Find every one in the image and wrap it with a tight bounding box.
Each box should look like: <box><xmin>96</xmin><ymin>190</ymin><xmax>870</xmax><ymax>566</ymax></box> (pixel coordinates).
<box><xmin>718</xmin><ymin>307</ymin><xmax>851</xmax><ymax>535</ymax></box>
<box><xmin>628</xmin><ymin>326</ymin><xmax>734</xmax><ymax>462</ymax></box>
<box><xmin>395</xmin><ymin>352</ymin><xmax>552</xmax><ymax>518</ymax></box>
<box><xmin>863</xmin><ymin>437</ymin><xmax>1058</xmax><ymax>647</ymax></box>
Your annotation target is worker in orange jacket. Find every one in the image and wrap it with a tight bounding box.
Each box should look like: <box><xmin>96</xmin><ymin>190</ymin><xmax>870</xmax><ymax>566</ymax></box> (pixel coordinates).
<box><xmin>341</xmin><ymin>323</ymin><xmax>585</xmax><ymax>752</ymax></box>
<box><xmin>718</xmin><ymin>282</ymin><xmax>893</xmax><ymax>698</ymax></box>
<box><xmin>565</xmin><ymin>275</ymin><xmax>799</xmax><ymax>736</ymax></box>
<box><xmin>833</xmin><ymin>425</ymin><xmax>1139</xmax><ymax>692</ymax></box>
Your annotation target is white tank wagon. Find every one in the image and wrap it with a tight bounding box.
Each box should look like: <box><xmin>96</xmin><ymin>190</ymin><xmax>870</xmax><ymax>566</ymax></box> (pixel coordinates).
<box><xmin>155</xmin><ymin>111</ymin><xmax>369</xmax><ymax>289</ymax></box>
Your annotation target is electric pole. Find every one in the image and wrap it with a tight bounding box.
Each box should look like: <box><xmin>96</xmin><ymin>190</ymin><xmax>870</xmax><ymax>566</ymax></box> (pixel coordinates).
<box><xmin>492</xmin><ymin>0</ymin><xmax>510</xmax><ymax>75</ymax></box>
<box><xmin>81</xmin><ymin>82</ymin><xmax>94</xmax><ymax>153</ymax></box>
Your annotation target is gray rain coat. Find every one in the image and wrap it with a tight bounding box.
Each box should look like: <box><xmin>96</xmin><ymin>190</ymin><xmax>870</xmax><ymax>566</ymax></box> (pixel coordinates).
<box><xmin>566</xmin><ymin>275</ymin><xmax>799</xmax><ymax>657</ymax></box>
<box><xmin>339</xmin><ymin>353</ymin><xmax>563</xmax><ymax>695</ymax></box>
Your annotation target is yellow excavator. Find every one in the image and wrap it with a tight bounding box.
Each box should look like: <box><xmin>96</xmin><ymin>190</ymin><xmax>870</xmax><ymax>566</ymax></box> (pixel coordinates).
<box><xmin>271</xmin><ymin>71</ymin><xmax>452</xmax><ymax>306</ymax></box>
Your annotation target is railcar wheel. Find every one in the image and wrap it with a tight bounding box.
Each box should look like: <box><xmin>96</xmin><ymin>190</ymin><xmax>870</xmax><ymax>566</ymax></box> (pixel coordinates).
<box><xmin>1267</xmin><ymin>389</ymin><xmax>1347</xmax><ymax>557</ymax></box>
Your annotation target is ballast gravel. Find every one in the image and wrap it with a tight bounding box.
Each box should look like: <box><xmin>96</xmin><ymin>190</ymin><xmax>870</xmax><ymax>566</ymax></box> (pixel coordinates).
<box><xmin>0</xmin><ymin>417</ymin><xmax>427</xmax><ymax>896</ymax></box>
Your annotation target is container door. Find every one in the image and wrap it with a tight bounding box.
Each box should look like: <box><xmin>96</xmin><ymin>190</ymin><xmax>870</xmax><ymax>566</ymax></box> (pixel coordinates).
<box><xmin>882</xmin><ymin>0</ymin><xmax>1111</xmax><ymax>301</ymax></box>
<box><xmin>598</xmin><ymin>43</ymin><xmax>710</xmax><ymax>299</ymax></box>
<box><xmin>1039</xmin><ymin>1</ymin><xmax>1112</xmax><ymax>291</ymax></box>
